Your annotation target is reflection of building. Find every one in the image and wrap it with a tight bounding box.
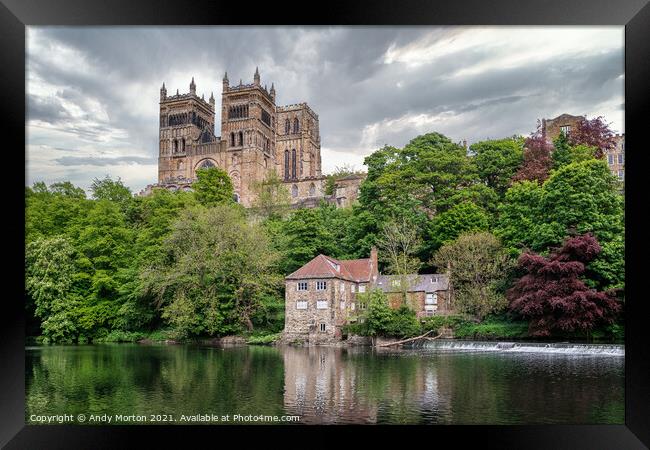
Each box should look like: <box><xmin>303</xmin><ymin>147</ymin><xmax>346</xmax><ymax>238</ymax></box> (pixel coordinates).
<box><xmin>282</xmin><ymin>346</ymin><xmax>378</xmax><ymax>424</ymax></box>
<box><xmin>140</xmin><ymin>68</ymin><xmax>364</xmax><ymax>207</ymax></box>
<box><xmin>541</xmin><ymin>113</ymin><xmax>625</xmax><ymax>180</ymax></box>
<box><xmin>283</xmin><ymin>247</ymin><xmax>452</xmax><ymax>344</ymax></box>
<box><xmin>281</xmin><ymin>345</ymin><xmax>454</xmax><ymax>424</ymax></box>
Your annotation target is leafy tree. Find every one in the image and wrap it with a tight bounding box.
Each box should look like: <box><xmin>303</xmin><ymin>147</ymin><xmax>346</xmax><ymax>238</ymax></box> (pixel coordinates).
<box><xmin>140</xmin><ymin>205</ymin><xmax>283</xmax><ymax>338</ymax></box>
<box><xmin>91</xmin><ymin>175</ymin><xmax>133</xmax><ymax>205</ymax></box>
<box><xmin>48</xmin><ymin>181</ymin><xmax>86</xmax><ymax>199</ymax></box>
<box><xmin>507</xmin><ymin>234</ymin><xmax>620</xmax><ymax>337</ymax></box>
<box><xmin>567</xmin><ymin>116</ymin><xmax>617</xmax><ymax>159</ymax></box>
<box><xmin>25</xmin><ymin>236</ymin><xmax>80</xmax><ymax>342</ymax></box>
<box><xmin>432</xmin><ymin>232</ymin><xmax>513</xmax><ymax>321</ymax></box>
<box><xmin>427</xmin><ymin>201</ymin><xmax>490</xmax><ymax>252</ymax></box>
<box><xmin>250</xmin><ymin>170</ymin><xmax>291</xmax><ymax>220</ymax></box>
<box><xmin>470</xmin><ymin>137</ymin><xmax>524</xmax><ymax>196</ymax></box>
<box><xmin>513</xmin><ymin>124</ymin><xmax>553</xmax><ymax>183</ymax></box>
<box><xmin>376</xmin><ymin>216</ymin><xmax>423</xmax><ymax>298</ymax></box>
<box><xmin>494</xmin><ymin>180</ymin><xmax>544</xmax><ymax>254</ymax></box>
<box><xmin>192</xmin><ymin>167</ymin><xmax>235</xmax><ymax>207</ymax></box>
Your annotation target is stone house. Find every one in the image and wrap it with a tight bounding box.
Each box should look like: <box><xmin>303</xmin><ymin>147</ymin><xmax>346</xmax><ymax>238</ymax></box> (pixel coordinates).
<box><xmin>283</xmin><ymin>248</ymin><xmax>452</xmax><ymax>344</ymax></box>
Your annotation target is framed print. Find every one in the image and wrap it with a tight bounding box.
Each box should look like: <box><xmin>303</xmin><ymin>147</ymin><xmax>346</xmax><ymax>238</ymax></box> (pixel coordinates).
<box><xmin>2</xmin><ymin>0</ymin><xmax>649</xmax><ymax>448</ymax></box>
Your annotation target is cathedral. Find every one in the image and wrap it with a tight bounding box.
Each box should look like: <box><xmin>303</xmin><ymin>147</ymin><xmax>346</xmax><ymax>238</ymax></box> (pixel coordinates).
<box><xmin>145</xmin><ymin>68</ymin><xmax>363</xmax><ymax>208</ymax></box>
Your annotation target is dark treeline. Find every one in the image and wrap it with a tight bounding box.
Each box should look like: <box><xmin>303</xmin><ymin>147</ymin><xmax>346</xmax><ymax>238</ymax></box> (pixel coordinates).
<box><xmin>25</xmin><ymin>118</ymin><xmax>624</xmax><ymax>343</ymax></box>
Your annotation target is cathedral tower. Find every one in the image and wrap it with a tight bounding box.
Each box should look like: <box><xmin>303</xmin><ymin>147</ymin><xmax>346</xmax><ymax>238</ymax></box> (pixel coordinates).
<box><xmin>158</xmin><ymin>78</ymin><xmax>216</xmax><ymax>183</ymax></box>
<box><xmin>220</xmin><ymin>68</ymin><xmax>277</xmax><ymax>205</ymax></box>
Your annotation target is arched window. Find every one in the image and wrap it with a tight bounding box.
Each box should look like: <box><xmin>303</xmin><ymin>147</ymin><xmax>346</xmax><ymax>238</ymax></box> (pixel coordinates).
<box><xmin>181</xmin><ymin>138</ymin><xmax>185</xmax><ymax>152</ymax></box>
<box><xmin>285</xmin><ymin>119</ymin><xmax>290</xmax><ymax>134</ymax></box>
<box><xmin>294</xmin><ymin>118</ymin><xmax>300</xmax><ymax>133</ymax></box>
<box><xmin>309</xmin><ymin>183</ymin><xmax>315</xmax><ymax>197</ymax></box>
<box><xmin>238</xmin><ymin>131</ymin><xmax>243</xmax><ymax>146</ymax></box>
<box><xmin>292</xmin><ymin>184</ymin><xmax>298</xmax><ymax>197</ymax></box>
<box><xmin>174</xmin><ymin>140</ymin><xmax>178</xmax><ymax>152</ymax></box>
<box><xmin>284</xmin><ymin>150</ymin><xmax>289</xmax><ymax>180</ymax></box>
<box><xmin>230</xmin><ymin>132</ymin><xmax>235</xmax><ymax>147</ymax></box>
<box><xmin>291</xmin><ymin>149</ymin><xmax>297</xmax><ymax>179</ymax></box>
<box><xmin>199</xmin><ymin>159</ymin><xmax>215</xmax><ymax>169</ymax></box>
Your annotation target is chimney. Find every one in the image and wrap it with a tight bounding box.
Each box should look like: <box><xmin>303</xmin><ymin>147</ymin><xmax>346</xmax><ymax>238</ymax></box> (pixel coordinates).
<box><xmin>370</xmin><ymin>246</ymin><xmax>379</xmax><ymax>282</ymax></box>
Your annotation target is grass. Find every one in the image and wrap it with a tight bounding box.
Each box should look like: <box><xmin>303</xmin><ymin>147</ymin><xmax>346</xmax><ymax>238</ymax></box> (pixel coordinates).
<box><xmin>246</xmin><ymin>332</ymin><xmax>281</xmax><ymax>345</ymax></box>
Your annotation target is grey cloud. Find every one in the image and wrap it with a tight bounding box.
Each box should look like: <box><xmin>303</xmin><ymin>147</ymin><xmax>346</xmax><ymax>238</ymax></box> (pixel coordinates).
<box><xmin>55</xmin><ymin>155</ymin><xmax>157</xmax><ymax>166</ymax></box>
<box><xmin>27</xmin><ymin>26</ymin><xmax>624</xmax><ymax>193</ymax></box>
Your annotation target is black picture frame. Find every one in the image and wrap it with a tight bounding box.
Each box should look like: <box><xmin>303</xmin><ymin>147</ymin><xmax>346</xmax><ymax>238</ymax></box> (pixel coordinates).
<box><xmin>2</xmin><ymin>0</ymin><xmax>649</xmax><ymax>448</ymax></box>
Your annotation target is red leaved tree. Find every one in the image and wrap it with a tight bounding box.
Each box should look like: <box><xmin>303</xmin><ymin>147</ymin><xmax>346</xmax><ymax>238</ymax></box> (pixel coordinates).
<box><xmin>512</xmin><ymin>122</ymin><xmax>553</xmax><ymax>183</ymax></box>
<box><xmin>568</xmin><ymin>116</ymin><xmax>617</xmax><ymax>159</ymax></box>
<box><xmin>507</xmin><ymin>234</ymin><xmax>620</xmax><ymax>337</ymax></box>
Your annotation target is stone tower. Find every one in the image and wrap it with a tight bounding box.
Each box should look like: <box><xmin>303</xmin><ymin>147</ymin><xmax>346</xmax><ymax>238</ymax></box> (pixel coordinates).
<box><xmin>220</xmin><ymin>68</ymin><xmax>277</xmax><ymax>204</ymax></box>
<box><xmin>158</xmin><ymin>78</ymin><xmax>216</xmax><ymax>184</ymax></box>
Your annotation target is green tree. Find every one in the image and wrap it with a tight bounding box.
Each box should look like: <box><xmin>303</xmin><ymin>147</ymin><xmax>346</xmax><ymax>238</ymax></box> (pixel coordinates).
<box><xmin>140</xmin><ymin>205</ymin><xmax>283</xmax><ymax>338</ymax></box>
<box><xmin>90</xmin><ymin>175</ymin><xmax>133</xmax><ymax>205</ymax></box>
<box><xmin>470</xmin><ymin>137</ymin><xmax>525</xmax><ymax>196</ymax></box>
<box><xmin>25</xmin><ymin>236</ymin><xmax>80</xmax><ymax>342</ymax></box>
<box><xmin>250</xmin><ymin>170</ymin><xmax>291</xmax><ymax>220</ymax></box>
<box><xmin>427</xmin><ymin>201</ymin><xmax>490</xmax><ymax>252</ymax></box>
<box><xmin>432</xmin><ymin>232</ymin><xmax>513</xmax><ymax>321</ymax></box>
<box><xmin>192</xmin><ymin>167</ymin><xmax>235</xmax><ymax>207</ymax></box>
<box><xmin>494</xmin><ymin>180</ymin><xmax>544</xmax><ymax>254</ymax></box>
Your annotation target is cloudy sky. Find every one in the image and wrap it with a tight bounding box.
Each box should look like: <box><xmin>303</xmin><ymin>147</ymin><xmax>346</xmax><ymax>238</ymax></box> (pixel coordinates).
<box><xmin>26</xmin><ymin>26</ymin><xmax>624</xmax><ymax>194</ymax></box>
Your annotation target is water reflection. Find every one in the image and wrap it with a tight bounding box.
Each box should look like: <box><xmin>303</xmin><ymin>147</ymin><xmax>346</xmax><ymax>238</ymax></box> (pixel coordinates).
<box><xmin>26</xmin><ymin>344</ymin><xmax>623</xmax><ymax>425</ymax></box>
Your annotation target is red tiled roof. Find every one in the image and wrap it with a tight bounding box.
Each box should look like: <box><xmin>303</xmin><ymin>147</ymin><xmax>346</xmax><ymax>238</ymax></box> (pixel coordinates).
<box><xmin>286</xmin><ymin>254</ymin><xmax>372</xmax><ymax>282</ymax></box>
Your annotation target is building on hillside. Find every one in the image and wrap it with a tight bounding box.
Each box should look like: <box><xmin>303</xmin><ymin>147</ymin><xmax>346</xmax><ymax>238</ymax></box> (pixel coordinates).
<box><xmin>139</xmin><ymin>68</ymin><xmax>365</xmax><ymax>208</ymax></box>
<box><xmin>283</xmin><ymin>248</ymin><xmax>452</xmax><ymax>344</ymax></box>
<box><xmin>541</xmin><ymin>113</ymin><xmax>625</xmax><ymax>181</ymax></box>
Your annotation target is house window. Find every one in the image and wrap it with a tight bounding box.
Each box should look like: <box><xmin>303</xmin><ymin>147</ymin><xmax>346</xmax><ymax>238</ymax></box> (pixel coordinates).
<box><xmin>296</xmin><ymin>301</ymin><xmax>308</xmax><ymax>310</ymax></box>
<box><xmin>319</xmin><ymin>323</ymin><xmax>326</xmax><ymax>332</ymax></box>
<box><xmin>431</xmin><ymin>276</ymin><xmax>438</xmax><ymax>283</ymax></box>
<box><xmin>317</xmin><ymin>300</ymin><xmax>328</xmax><ymax>309</ymax></box>
<box><xmin>351</xmin><ymin>285</ymin><xmax>356</xmax><ymax>293</ymax></box>
<box><xmin>359</xmin><ymin>301</ymin><xmax>367</xmax><ymax>310</ymax></box>
<box><xmin>425</xmin><ymin>293</ymin><xmax>438</xmax><ymax>313</ymax></box>
<box><xmin>351</xmin><ymin>302</ymin><xmax>355</xmax><ymax>310</ymax></box>
<box><xmin>560</xmin><ymin>125</ymin><xmax>571</xmax><ymax>136</ymax></box>
<box><xmin>316</xmin><ymin>281</ymin><xmax>327</xmax><ymax>291</ymax></box>
<box><xmin>340</xmin><ymin>301</ymin><xmax>346</xmax><ymax>310</ymax></box>
<box><xmin>618</xmin><ymin>154</ymin><xmax>624</xmax><ymax>164</ymax></box>
<box><xmin>358</xmin><ymin>285</ymin><xmax>366</xmax><ymax>293</ymax></box>
<box><xmin>297</xmin><ymin>282</ymin><xmax>308</xmax><ymax>291</ymax></box>
<box><xmin>618</xmin><ymin>170</ymin><xmax>624</xmax><ymax>179</ymax></box>
<box><xmin>608</xmin><ymin>155</ymin><xmax>614</xmax><ymax>165</ymax></box>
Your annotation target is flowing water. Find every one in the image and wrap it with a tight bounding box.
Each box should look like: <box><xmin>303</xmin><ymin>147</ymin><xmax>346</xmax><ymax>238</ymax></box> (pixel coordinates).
<box><xmin>25</xmin><ymin>342</ymin><xmax>624</xmax><ymax>425</ymax></box>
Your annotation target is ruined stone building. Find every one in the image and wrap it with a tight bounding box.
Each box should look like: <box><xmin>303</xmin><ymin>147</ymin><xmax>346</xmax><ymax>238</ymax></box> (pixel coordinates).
<box><xmin>283</xmin><ymin>248</ymin><xmax>452</xmax><ymax>344</ymax></box>
<box><xmin>541</xmin><ymin>113</ymin><xmax>625</xmax><ymax>181</ymax></box>
<box><xmin>140</xmin><ymin>68</ymin><xmax>364</xmax><ymax>207</ymax></box>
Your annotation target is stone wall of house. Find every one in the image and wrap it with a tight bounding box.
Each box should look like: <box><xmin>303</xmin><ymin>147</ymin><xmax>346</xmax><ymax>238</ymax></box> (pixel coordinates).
<box><xmin>541</xmin><ymin>114</ymin><xmax>584</xmax><ymax>140</ymax></box>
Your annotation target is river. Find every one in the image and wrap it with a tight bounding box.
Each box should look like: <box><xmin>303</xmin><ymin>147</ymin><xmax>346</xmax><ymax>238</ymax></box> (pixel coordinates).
<box><xmin>25</xmin><ymin>341</ymin><xmax>624</xmax><ymax>425</ymax></box>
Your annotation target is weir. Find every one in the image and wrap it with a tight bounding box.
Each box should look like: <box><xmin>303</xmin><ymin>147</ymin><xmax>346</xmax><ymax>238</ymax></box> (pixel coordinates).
<box><xmin>410</xmin><ymin>339</ymin><xmax>624</xmax><ymax>356</ymax></box>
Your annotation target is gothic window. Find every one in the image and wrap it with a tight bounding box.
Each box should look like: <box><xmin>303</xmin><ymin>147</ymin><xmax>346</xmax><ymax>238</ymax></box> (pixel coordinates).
<box><xmin>284</xmin><ymin>150</ymin><xmax>290</xmax><ymax>180</ymax></box>
<box><xmin>294</xmin><ymin>118</ymin><xmax>300</xmax><ymax>133</ymax></box>
<box><xmin>199</xmin><ymin>160</ymin><xmax>215</xmax><ymax>169</ymax></box>
<box><xmin>179</xmin><ymin>161</ymin><xmax>184</xmax><ymax>170</ymax></box>
<box><xmin>182</xmin><ymin>138</ymin><xmax>185</xmax><ymax>152</ymax></box>
<box><xmin>285</xmin><ymin>119</ymin><xmax>290</xmax><ymax>134</ymax></box>
<box><xmin>292</xmin><ymin>184</ymin><xmax>298</xmax><ymax>197</ymax></box>
<box><xmin>261</xmin><ymin>109</ymin><xmax>271</xmax><ymax>127</ymax></box>
<box><xmin>174</xmin><ymin>140</ymin><xmax>178</xmax><ymax>152</ymax></box>
<box><xmin>291</xmin><ymin>149</ymin><xmax>297</xmax><ymax>179</ymax></box>
<box><xmin>230</xmin><ymin>132</ymin><xmax>235</xmax><ymax>147</ymax></box>
<box><xmin>266</xmin><ymin>138</ymin><xmax>270</xmax><ymax>153</ymax></box>
<box><xmin>309</xmin><ymin>183</ymin><xmax>315</xmax><ymax>197</ymax></box>
<box><xmin>238</xmin><ymin>131</ymin><xmax>243</xmax><ymax>146</ymax></box>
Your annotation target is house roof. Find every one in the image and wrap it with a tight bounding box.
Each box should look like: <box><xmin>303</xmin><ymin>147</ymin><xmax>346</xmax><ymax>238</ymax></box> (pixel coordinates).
<box><xmin>285</xmin><ymin>254</ymin><xmax>373</xmax><ymax>282</ymax></box>
<box><xmin>375</xmin><ymin>274</ymin><xmax>449</xmax><ymax>293</ymax></box>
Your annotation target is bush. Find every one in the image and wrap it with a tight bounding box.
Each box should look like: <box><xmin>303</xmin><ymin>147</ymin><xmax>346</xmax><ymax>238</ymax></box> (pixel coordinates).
<box><xmin>246</xmin><ymin>332</ymin><xmax>281</xmax><ymax>345</ymax></box>
<box><xmin>454</xmin><ymin>317</ymin><xmax>529</xmax><ymax>340</ymax></box>
<box><xmin>421</xmin><ymin>315</ymin><xmax>471</xmax><ymax>333</ymax></box>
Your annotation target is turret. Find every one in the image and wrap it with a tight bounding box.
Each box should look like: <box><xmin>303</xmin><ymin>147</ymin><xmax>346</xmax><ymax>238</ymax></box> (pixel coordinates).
<box><xmin>270</xmin><ymin>82</ymin><xmax>276</xmax><ymax>102</ymax></box>
<box><xmin>209</xmin><ymin>91</ymin><xmax>215</xmax><ymax>107</ymax></box>
<box><xmin>254</xmin><ymin>66</ymin><xmax>260</xmax><ymax>86</ymax></box>
<box><xmin>190</xmin><ymin>77</ymin><xmax>196</xmax><ymax>95</ymax></box>
<box><xmin>222</xmin><ymin>71</ymin><xmax>229</xmax><ymax>92</ymax></box>
<box><xmin>160</xmin><ymin>82</ymin><xmax>167</xmax><ymax>101</ymax></box>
